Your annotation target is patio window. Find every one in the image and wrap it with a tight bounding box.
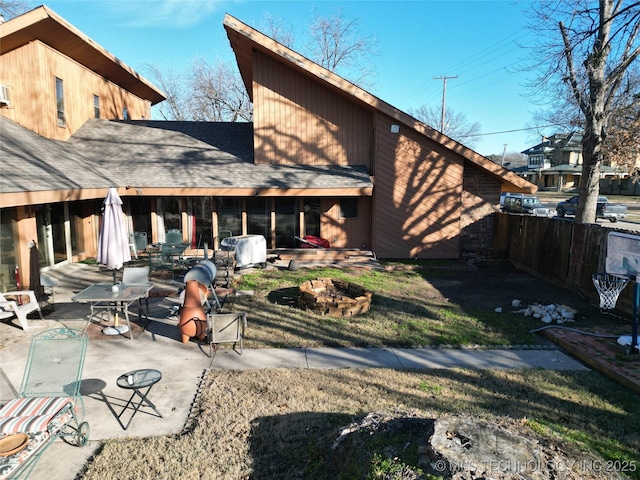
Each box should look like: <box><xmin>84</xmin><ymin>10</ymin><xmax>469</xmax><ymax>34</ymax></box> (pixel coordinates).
<box><xmin>274</xmin><ymin>198</ymin><xmax>299</xmax><ymax>248</ymax></box>
<box><xmin>193</xmin><ymin>196</ymin><xmax>214</xmax><ymax>249</ymax></box>
<box><xmin>246</xmin><ymin>198</ymin><xmax>271</xmax><ymax>244</ymax></box>
<box><xmin>0</xmin><ymin>208</ymin><xmax>18</xmax><ymax>290</ymax></box>
<box><xmin>217</xmin><ymin>198</ymin><xmax>242</xmax><ymax>238</ymax></box>
<box><xmin>303</xmin><ymin>199</ymin><xmax>321</xmax><ymax>237</ymax></box>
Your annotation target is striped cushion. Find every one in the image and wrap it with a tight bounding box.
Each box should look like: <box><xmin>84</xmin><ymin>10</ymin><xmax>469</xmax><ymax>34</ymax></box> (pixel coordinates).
<box><xmin>0</xmin><ymin>397</ymin><xmax>73</xmax><ymax>433</ymax></box>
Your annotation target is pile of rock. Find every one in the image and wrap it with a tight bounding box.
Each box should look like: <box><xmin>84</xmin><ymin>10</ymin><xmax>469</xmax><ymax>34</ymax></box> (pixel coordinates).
<box><xmin>511</xmin><ymin>299</ymin><xmax>577</xmax><ymax>324</ymax></box>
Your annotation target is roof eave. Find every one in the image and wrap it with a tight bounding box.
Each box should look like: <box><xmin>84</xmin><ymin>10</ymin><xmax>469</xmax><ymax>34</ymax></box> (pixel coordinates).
<box><xmin>0</xmin><ymin>5</ymin><xmax>166</xmax><ymax>105</ymax></box>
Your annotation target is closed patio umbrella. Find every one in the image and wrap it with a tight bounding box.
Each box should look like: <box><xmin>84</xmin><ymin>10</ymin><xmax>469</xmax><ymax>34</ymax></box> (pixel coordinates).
<box><xmin>97</xmin><ymin>188</ymin><xmax>131</xmax><ymax>283</ymax></box>
<box><xmin>97</xmin><ymin>188</ymin><xmax>131</xmax><ymax>335</ymax></box>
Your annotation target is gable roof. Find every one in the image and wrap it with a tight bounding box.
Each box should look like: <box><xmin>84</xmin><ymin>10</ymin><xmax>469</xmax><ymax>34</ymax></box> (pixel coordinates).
<box><xmin>0</xmin><ymin>5</ymin><xmax>165</xmax><ymax>105</ymax></box>
<box><xmin>522</xmin><ymin>132</ymin><xmax>583</xmax><ymax>156</ymax></box>
<box><xmin>223</xmin><ymin>14</ymin><xmax>535</xmax><ymax>194</ymax></box>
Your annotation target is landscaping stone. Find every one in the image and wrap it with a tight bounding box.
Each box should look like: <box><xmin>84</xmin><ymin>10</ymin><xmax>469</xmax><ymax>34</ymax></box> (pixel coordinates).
<box><xmin>297</xmin><ymin>278</ymin><xmax>372</xmax><ymax>317</ymax></box>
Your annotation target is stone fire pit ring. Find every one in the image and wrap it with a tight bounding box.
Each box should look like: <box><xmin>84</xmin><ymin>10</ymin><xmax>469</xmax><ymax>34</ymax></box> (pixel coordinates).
<box><xmin>298</xmin><ymin>278</ymin><xmax>372</xmax><ymax>317</ymax></box>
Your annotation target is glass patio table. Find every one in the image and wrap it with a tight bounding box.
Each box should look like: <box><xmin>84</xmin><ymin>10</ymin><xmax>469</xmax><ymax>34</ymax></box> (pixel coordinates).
<box><xmin>72</xmin><ymin>282</ymin><xmax>154</xmax><ymax>340</ymax></box>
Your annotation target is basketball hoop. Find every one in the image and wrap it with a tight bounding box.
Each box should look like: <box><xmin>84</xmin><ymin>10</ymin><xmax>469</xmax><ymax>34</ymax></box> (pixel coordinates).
<box><xmin>592</xmin><ymin>273</ymin><xmax>630</xmax><ymax>310</ymax></box>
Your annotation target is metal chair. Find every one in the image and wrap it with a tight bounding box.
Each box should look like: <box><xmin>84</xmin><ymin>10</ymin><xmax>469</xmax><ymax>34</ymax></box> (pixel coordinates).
<box><xmin>206</xmin><ymin>311</ymin><xmax>247</xmax><ymax>356</ymax></box>
<box><xmin>133</xmin><ymin>231</ymin><xmax>148</xmax><ymax>253</ymax></box>
<box><xmin>123</xmin><ymin>266</ymin><xmax>152</xmax><ymax>318</ymax></box>
<box><xmin>0</xmin><ymin>328</ymin><xmax>89</xmax><ymax>478</ymax></box>
<box><xmin>0</xmin><ymin>290</ymin><xmax>44</xmax><ymax>331</ymax></box>
<box><xmin>40</xmin><ymin>274</ymin><xmax>59</xmax><ymax>312</ymax></box>
<box><xmin>165</xmin><ymin>229</ymin><xmax>184</xmax><ymax>247</ymax></box>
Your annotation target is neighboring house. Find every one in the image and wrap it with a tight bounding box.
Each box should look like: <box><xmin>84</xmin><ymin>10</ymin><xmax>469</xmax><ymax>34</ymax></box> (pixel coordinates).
<box><xmin>519</xmin><ymin>132</ymin><xmax>624</xmax><ymax>191</ymax></box>
<box><xmin>0</xmin><ymin>7</ymin><xmax>534</xmax><ymax>290</ymax></box>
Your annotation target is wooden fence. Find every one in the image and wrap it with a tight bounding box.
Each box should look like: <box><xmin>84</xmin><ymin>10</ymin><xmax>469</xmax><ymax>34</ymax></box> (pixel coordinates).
<box><xmin>494</xmin><ymin>213</ymin><xmax>635</xmax><ymax>316</ymax></box>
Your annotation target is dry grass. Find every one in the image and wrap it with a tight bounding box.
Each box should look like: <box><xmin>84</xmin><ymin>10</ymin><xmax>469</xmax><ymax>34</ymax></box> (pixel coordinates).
<box><xmin>228</xmin><ymin>265</ymin><xmax>555</xmax><ymax>348</ymax></box>
<box><xmin>80</xmin><ymin>263</ymin><xmax>639</xmax><ymax>479</ymax></box>
<box><xmin>81</xmin><ymin>368</ymin><xmax>639</xmax><ymax>479</ymax></box>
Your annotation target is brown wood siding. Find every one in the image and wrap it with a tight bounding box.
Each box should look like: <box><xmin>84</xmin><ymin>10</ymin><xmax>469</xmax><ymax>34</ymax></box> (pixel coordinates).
<box><xmin>320</xmin><ymin>197</ymin><xmax>371</xmax><ymax>249</ymax></box>
<box><xmin>0</xmin><ymin>41</ymin><xmax>151</xmax><ymax>140</ymax></box>
<box><xmin>373</xmin><ymin>115</ymin><xmax>462</xmax><ymax>259</ymax></box>
<box><xmin>253</xmin><ymin>51</ymin><xmax>373</xmax><ymax>168</ymax></box>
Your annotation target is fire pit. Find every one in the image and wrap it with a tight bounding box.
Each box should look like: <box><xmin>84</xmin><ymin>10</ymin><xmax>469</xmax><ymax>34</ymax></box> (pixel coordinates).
<box><xmin>298</xmin><ymin>278</ymin><xmax>372</xmax><ymax>317</ymax></box>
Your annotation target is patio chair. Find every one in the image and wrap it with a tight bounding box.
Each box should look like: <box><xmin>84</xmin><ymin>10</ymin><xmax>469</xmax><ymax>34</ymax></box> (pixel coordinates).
<box><xmin>0</xmin><ymin>328</ymin><xmax>89</xmax><ymax>478</ymax></box>
<box><xmin>0</xmin><ymin>290</ymin><xmax>44</xmax><ymax>331</ymax></box>
<box><xmin>206</xmin><ymin>311</ymin><xmax>247</xmax><ymax>355</ymax></box>
<box><xmin>40</xmin><ymin>274</ymin><xmax>59</xmax><ymax>313</ymax></box>
<box><xmin>133</xmin><ymin>231</ymin><xmax>148</xmax><ymax>253</ymax></box>
<box><xmin>122</xmin><ymin>266</ymin><xmax>152</xmax><ymax>318</ymax></box>
<box><xmin>165</xmin><ymin>229</ymin><xmax>184</xmax><ymax>247</ymax></box>
<box><xmin>148</xmin><ymin>244</ymin><xmax>188</xmax><ymax>280</ymax></box>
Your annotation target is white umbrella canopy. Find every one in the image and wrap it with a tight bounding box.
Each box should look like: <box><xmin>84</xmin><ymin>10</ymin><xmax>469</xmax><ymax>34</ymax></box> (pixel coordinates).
<box><xmin>97</xmin><ymin>187</ymin><xmax>131</xmax><ymax>284</ymax></box>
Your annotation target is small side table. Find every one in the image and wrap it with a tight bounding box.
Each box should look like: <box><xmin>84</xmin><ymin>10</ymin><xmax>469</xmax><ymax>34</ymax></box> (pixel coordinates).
<box><xmin>116</xmin><ymin>368</ymin><xmax>163</xmax><ymax>430</ymax></box>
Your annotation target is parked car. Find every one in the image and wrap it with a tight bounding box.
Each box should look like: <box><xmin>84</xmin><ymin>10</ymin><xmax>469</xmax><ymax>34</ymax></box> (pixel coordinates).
<box><xmin>501</xmin><ymin>195</ymin><xmax>555</xmax><ymax>217</ymax></box>
<box><xmin>499</xmin><ymin>192</ymin><xmax>525</xmax><ymax>208</ymax></box>
<box><xmin>556</xmin><ymin>196</ymin><xmax>627</xmax><ymax>223</ymax></box>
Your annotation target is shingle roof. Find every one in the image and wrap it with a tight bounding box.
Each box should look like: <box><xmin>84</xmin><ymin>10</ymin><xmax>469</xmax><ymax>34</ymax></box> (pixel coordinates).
<box><xmin>67</xmin><ymin>119</ymin><xmax>374</xmax><ymax>191</ymax></box>
<box><xmin>0</xmin><ymin>116</ymin><xmax>116</xmax><ymax>193</ymax></box>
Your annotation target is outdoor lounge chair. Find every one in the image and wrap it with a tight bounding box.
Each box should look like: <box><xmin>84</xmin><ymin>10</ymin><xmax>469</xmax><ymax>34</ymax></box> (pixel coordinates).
<box><xmin>0</xmin><ymin>290</ymin><xmax>44</xmax><ymax>331</ymax></box>
<box><xmin>207</xmin><ymin>312</ymin><xmax>247</xmax><ymax>356</ymax></box>
<box><xmin>0</xmin><ymin>328</ymin><xmax>89</xmax><ymax>479</ymax></box>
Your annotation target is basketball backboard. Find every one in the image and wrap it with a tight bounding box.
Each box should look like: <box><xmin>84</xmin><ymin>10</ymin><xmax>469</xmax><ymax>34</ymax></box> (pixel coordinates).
<box><xmin>607</xmin><ymin>232</ymin><xmax>640</xmax><ymax>278</ymax></box>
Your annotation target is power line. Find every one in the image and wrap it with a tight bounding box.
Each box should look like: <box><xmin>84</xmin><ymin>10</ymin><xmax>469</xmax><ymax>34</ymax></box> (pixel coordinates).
<box><xmin>466</xmin><ymin>123</ymin><xmax>564</xmax><ymax>137</ymax></box>
<box><xmin>402</xmin><ymin>29</ymin><xmax>529</xmax><ymax>106</ymax></box>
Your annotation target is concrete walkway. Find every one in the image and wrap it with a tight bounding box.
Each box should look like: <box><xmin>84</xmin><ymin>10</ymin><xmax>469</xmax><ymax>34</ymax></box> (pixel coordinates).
<box><xmin>0</xmin><ymin>263</ymin><xmax>589</xmax><ymax>480</ymax></box>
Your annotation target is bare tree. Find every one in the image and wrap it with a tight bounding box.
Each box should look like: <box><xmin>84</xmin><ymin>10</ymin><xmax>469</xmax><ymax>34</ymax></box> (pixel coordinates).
<box><xmin>306</xmin><ymin>8</ymin><xmax>378</xmax><ymax>88</ymax></box>
<box><xmin>603</xmin><ymin>91</ymin><xmax>640</xmax><ymax>174</ymax></box>
<box><xmin>602</xmin><ymin>64</ymin><xmax>640</xmax><ymax>175</ymax></box>
<box><xmin>409</xmin><ymin>104</ymin><xmax>482</xmax><ymax>149</ymax></box>
<box><xmin>144</xmin><ymin>64</ymin><xmax>188</xmax><ymax>121</ymax></box>
<box><xmin>186</xmin><ymin>58</ymin><xmax>252</xmax><ymax>122</ymax></box>
<box><xmin>146</xmin><ymin>59</ymin><xmax>252</xmax><ymax>122</ymax></box>
<box><xmin>259</xmin><ymin>13</ymin><xmax>295</xmax><ymax>48</ymax></box>
<box><xmin>527</xmin><ymin>1</ymin><xmax>640</xmax><ymax>223</ymax></box>
<box><xmin>0</xmin><ymin>0</ymin><xmax>31</xmax><ymax>20</ymax></box>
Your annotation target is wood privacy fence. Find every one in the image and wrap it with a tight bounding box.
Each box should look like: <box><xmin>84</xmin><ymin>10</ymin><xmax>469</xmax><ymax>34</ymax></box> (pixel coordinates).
<box><xmin>494</xmin><ymin>213</ymin><xmax>635</xmax><ymax>317</ymax></box>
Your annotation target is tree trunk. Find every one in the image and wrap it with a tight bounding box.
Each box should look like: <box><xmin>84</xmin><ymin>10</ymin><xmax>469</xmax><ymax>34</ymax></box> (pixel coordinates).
<box><xmin>575</xmin><ymin>123</ymin><xmax>603</xmax><ymax>223</ymax></box>
<box><xmin>574</xmin><ymin>0</ymin><xmax>611</xmax><ymax>224</ymax></box>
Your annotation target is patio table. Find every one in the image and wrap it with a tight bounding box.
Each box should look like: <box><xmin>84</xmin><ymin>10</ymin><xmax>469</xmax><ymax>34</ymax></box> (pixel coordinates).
<box><xmin>115</xmin><ymin>368</ymin><xmax>163</xmax><ymax>430</ymax></box>
<box><xmin>72</xmin><ymin>282</ymin><xmax>154</xmax><ymax>340</ymax></box>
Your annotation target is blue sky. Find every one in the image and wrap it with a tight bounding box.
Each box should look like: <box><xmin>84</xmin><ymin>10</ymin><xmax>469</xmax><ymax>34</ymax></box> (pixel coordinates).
<box><xmin>41</xmin><ymin>0</ymin><xmax>550</xmax><ymax>156</ymax></box>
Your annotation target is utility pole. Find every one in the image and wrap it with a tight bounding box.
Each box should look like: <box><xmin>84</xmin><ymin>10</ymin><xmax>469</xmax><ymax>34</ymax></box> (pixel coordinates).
<box><xmin>433</xmin><ymin>75</ymin><xmax>457</xmax><ymax>133</ymax></box>
<box><xmin>501</xmin><ymin>144</ymin><xmax>508</xmax><ymax>166</ymax></box>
